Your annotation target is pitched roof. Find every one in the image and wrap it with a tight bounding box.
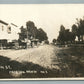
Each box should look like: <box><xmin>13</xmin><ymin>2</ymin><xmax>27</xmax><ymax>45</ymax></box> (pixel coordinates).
<box><xmin>0</xmin><ymin>20</ymin><xmax>8</xmax><ymax>25</ymax></box>
<box><xmin>11</xmin><ymin>23</ymin><xmax>18</xmax><ymax>27</ymax></box>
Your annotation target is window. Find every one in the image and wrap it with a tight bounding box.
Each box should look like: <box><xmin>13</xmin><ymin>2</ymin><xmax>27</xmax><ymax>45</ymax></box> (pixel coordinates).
<box><xmin>2</xmin><ymin>25</ymin><xmax>4</xmax><ymax>31</ymax></box>
<box><xmin>7</xmin><ymin>27</ymin><xmax>11</xmax><ymax>34</ymax></box>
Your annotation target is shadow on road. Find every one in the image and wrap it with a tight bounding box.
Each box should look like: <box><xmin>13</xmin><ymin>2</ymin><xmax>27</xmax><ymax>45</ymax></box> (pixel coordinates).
<box><xmin>0</xmin><ymin>46</ymin><xmax>84</xmax><ymax>78</ymax></box>
<box><xmin>0</xmin><ymin>55</ymin><xmax>60</xmax><ymax>78</ymax></box>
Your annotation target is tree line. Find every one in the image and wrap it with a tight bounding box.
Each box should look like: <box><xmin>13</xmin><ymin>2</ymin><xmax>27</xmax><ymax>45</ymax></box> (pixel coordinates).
<box><xmin>57</xmin><ymin>17</ymin><xmax>84</xmax><ymax>45</ymax></box>
<box><xmin>19</xmin><ymin>21</ymin><xmax>48</xmax><ymax>43</ymax></box>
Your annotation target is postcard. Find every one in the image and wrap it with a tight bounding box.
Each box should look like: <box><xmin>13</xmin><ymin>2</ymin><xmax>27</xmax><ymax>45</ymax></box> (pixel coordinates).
<box><xmin>0</xmin><ymin>4</ymin><xmax>84</xmax><ymax>80</ymax></box>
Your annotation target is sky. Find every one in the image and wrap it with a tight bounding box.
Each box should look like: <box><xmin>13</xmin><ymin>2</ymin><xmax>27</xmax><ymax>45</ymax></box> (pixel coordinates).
<box><xmin>0</xmin><ymin>4</ymin><xmax>84</xmax><ymax>42</ymax></box>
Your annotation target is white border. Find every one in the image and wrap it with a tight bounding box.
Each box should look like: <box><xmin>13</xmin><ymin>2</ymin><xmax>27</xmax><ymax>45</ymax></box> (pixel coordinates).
<box><xmin>0</xmin><ymin>4</ymin><xmax>84</xmax><ymax>80</ymax></box>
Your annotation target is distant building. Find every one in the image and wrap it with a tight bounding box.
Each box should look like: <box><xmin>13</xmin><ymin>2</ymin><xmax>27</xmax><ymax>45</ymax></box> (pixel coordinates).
<box><xmin>0</xmin><ymin>20</ymin><xmax>20</xmax><ymax>47</ymax></box>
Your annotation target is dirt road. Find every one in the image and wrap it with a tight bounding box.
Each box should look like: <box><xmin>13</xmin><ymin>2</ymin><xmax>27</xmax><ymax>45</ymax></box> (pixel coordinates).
<box><xmin>0</xmin><ymin>45</ymin><xmax>60</xmax><ymax>69</ymax></box>
<box><xmin>0</xmin><ymin>44</ymin><xmax>84</xmax><ymax>77</ymax></box>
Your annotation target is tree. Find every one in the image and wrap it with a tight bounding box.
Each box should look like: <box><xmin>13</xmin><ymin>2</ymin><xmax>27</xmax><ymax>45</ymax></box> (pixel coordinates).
<box><xmin>57</xmin><ymin>25</ymin><xmax>76</xmax><ymax>44</ymax></box>
<box><xmin>72</xmin><ymin>24</ymin><xmax>80</xmax><ymax>41</ymax></box>
<box><xmin>73</xmin><ymin>18</ymin><xmax>84</xmax><ymax>42</ymax></box>
<box><xmin>72</xmin><ymin>24</ymin><xmax>78</xmax><ymax>35</ymax></box>
<box><xmin>77</xmin><ymin>18</ymin><xmax>84</xmax><ymax>42</ymax></box>
<box><xmin>18</xmin><ymin>26</ymin><xmax>27</xmax><ymax>48</ymax></box>
<box><xmin>60</xmin><ymin>25</ymin><xmax>65</xmax><ymax>32</ymax></box>
<box><xmin>26</xmin><ymin>21</ymin><xmax>38</xmax><ymax>39</ymax></box>
<box><xmin>57</xmin><ymin>25</ymin><xmax>66</xmax><ymax>44</ymax></box>
<box><xmin>19</xmin><ymin>21</ymin><xmax>48</xmax><ymax>43</ymax></box>
<box><xmin>19</xmin><ymin>26</ymin><xmax>27</xmax><ymax>40</ymax></box>
<box><xmin>36</xmin><ymin>28</ymin><xmax>48</xmax><ymax>42</ymax></box>
<box><xmin>52</xmin><ymin>39</ymin><xmax>57</xmax><ymax>45</ymax></box>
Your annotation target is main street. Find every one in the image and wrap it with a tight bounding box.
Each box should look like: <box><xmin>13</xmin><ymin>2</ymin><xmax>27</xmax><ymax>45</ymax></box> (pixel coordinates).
<box><xmin>0</xmin><ymin>44</ymin><xmax>84</xmax><ymax>77</ymax></box>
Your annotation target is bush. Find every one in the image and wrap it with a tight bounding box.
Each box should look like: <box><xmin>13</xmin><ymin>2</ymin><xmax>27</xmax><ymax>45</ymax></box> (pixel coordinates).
<box><xmin>44</xmin><ymin>40</ymin><xmax>49</xmax><ymax>44</ymax></box>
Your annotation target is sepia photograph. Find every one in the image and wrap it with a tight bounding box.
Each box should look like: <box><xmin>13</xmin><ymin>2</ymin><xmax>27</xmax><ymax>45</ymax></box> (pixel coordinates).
<box><xmin>0</xmin><ymin>4</ymin><xmax>84</xmax><ymax>79</ymax></box>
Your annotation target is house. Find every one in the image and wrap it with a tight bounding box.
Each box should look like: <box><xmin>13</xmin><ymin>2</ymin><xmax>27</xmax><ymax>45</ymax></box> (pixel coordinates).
<box><xmin>0</xmin><ymin>20</ymin><xmax>20</xmax><ymax>48</ymax></box>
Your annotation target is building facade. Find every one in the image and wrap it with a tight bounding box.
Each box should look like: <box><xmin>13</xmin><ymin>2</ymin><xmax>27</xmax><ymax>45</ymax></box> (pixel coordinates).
<box><xmin>0</xmin><ymin>20</ymin><xmax>20</xmax><ymax>46</ymax></box>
